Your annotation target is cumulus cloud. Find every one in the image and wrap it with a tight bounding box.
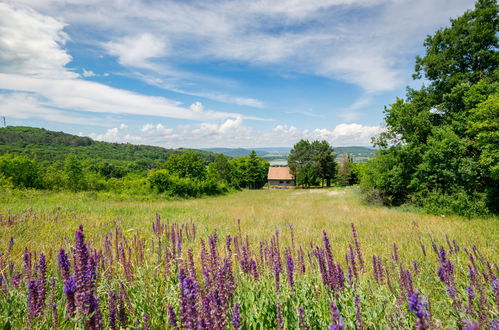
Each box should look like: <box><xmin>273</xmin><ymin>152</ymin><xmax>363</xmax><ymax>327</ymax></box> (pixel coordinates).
<box><xmin>0</xmin><ymin>2</ymin><xmax>75</xmax><ymax>79</ymax></box>
<box><xmin>103</xmin><ymin>33</ymin><xmax>168</xmax><ymax>70</ymax></box>
<box><xmin>89</xmin><ymin>121</ymin><xmax>382</xmax><ymax>148</ymax></box>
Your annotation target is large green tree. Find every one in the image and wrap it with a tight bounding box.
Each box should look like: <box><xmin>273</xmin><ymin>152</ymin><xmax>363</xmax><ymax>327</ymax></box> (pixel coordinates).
<box><xmin>364</xmin><ymin>0</ymin><xmax>498</xmax><ymax>216</ymax></box>
<box><xmin>288</xmin><ymin>139</ymin><xmax>337</xmax><ymax>187</ymax></box>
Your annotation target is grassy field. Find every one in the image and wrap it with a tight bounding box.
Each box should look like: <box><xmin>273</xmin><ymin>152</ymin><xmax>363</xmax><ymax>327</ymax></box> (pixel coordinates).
<box><xmin>0</xmin><ymin>187</ymin><xmax>497</xmax><ymax>328</ymax></box>
<box><xmin>2</xmin><ymin>187</ymin><xmax>497</xmax><ymax>259</ymax></box>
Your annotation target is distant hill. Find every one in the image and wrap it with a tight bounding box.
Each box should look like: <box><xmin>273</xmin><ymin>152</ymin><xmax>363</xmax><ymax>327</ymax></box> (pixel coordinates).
<box><xmin>203</xmin><ymin>146</ymin><xmax>375</xmax><ymax>163</ymax></box>
<box><xmin>0</xmin><ymin>126</ymin><xmax>217</xmax><ymax>165</ymax></box>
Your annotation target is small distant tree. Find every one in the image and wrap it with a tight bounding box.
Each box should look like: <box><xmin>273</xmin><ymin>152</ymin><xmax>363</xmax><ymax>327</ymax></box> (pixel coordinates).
<box><xmin>336</xmin><ymin>154</ymin><xmax>353</xmax><ymax>186</ymax></box>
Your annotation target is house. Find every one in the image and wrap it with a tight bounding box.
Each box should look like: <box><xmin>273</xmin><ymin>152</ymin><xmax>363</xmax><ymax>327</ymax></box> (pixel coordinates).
<box><xmin>268</xmin><ymin>166</ymin><xmax>295</xmax><ymax>189</ymax></box>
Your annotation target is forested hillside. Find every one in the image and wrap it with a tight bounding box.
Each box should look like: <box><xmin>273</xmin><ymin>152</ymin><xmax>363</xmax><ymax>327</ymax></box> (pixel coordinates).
<box><xmin>0</xmin><ymin>126</ymin><xmax>216</xmax><ymax>166</ymax></box>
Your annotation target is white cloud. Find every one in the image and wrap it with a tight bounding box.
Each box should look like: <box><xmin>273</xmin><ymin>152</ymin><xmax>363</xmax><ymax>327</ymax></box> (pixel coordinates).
<box><xmin>0</xmin><ymin>73</ymin><xmax>249</xmax><ymax>121</ymax></box>
<box><xmin>0</xmin><ymin>91</ymin><xmax>107</xmax><ymax>126</ymax></box>
<box><xmin>89</xmin><ymin>121</ymin><xmax>382</xmax><ymax>148</ymax></box>
<box><xmin>82</xmin><ymin>69</ymin><xmax>96</xmax><ymax>77</ymax></box>
<box><xmin>0</xmin><ymin>3</ymin><xmax>256</xmax><ymax>125</ymax></box>
<box><xmin>25</xmin><ymin>0</ymin><xmax>475</xmax><ymax>92</ymax></box>
<box><xmin>103</xmin><ymin>33</ymin><xmax>168</xmax><ymax>70</ymax></box>
<box><xmin>119</xmin><ymin>123</ymin><xmax>128</xmax><ymax>129</ymax></box>
<box><xmin>0</xmin><ymin>2</ymin><xmax>75</xmax><ymax>79</ymax></box>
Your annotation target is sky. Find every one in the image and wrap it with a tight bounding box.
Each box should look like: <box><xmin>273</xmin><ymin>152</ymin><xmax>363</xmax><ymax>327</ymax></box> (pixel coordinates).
<box><xmin>0</xmin><ymin>0</ymin><xmax>476</xmax><ymax>148</ymax></box>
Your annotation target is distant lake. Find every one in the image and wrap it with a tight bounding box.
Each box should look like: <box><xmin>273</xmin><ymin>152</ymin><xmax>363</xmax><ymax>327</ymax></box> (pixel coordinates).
<box><xmin>269</xmin><ymin>160</ymin><xmax>287</xmax><ymax>166</ymax></box>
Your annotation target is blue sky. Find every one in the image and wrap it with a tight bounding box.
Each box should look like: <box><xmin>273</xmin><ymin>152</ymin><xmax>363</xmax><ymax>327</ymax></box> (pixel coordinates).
<box><xmin>0</xmin><ymin>0</ymin><xmax>475</xmax><ymax>148</ymax></box>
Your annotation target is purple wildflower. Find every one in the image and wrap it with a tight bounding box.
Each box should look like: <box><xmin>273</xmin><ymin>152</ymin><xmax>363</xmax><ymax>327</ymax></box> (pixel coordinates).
<box><xmin>57</xmin><ymin>248</ymin><xmax>71</xmax><ymax>281</ymax></box>
<box><xmin>466</xmin><ymin>286</ymin><xmax>475</xmax><ymax>314</ymax></box>
<box><xmin>286</xmin><ymin>250</ymin><xmax>295</xmax><ymax>291</ymax></box>
<box><xmin>408</xmin><ymin>291</ymin><xmax>430</xmax><ymax>329</ymax></box>
<box><xmin>52</xmin><ymin>303</ymin><xmax>58</xmax><ymax>329</ymax></box>
<box><xmin>351</xmin><ymin>223</ymin><xmax>365</xmax><ymax>271</ymax></box>
<box><xmin>118</xmin><ymin>292</ymin><xmax>127</xmax><ymax>328</ymax></box>
<box><xmin>462</xmin><ymin>320</ymin><xmax>479</xmax><ymax>330</ymax></box>
<box><xmin>143</xmin><ymin>314</ymin><xmax>150</xmax><ymax>330</ymax></box>
<box><xmin>74</xmin><ymin>225</ymin><xmax>92</xmax><ymax>314</ymax></box>
<box><xmin>27</xmin><ymin>280</ymin><xmax>40</xmax><ymax>318</ymax></box>
<box><xmin>276</xmin><ymin>301</ymin><xmax>284</xmax><ymax>330</ymax></box>
<box><xmin>232</xmin><ymin>303</ymin><xmax>241</xmax><ymax>330</ymax></box>
<box><xmin>37</xmin><ymin>253</ymin><xmax>47</xmax><ymax>312</ymax></box>
<box><xmin>168</xmin><ymin>305</ymin><xmax>178</xmax><ymax>328</ymax></box>
<box><xmin>329</xmin><ymin>300</ymin><xmax>344</xmax><ymax>330</ymax></box>
<box><xmin>355</xmin><ymin>295</ymin><xmax>363</xmax><ymax>330</ymax></box>
<box><xmin>109</xmin><ymin>291</ymin><xmax>117</xmax><ymax>329</ymax></box>
<box><xmin>179</xmin><ymin>268</ymin><xmax>198</xmax><ymax>329</ymax></box>
<box><xmin>63</xmin><ymin>276</ymin><xmax>76</xmax><ymax>316</ymax></box>
<box><xmin>298</xmin><ymin>307</ymin><xmax>306</xmax><ymax>330</ymax></box>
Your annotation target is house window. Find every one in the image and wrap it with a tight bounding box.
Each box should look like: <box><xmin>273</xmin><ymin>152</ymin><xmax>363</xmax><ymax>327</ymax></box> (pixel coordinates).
<box><xmin>279</xmin><ymin>181</ymin><xmax>283</xmax><ymax>184</ymax></box>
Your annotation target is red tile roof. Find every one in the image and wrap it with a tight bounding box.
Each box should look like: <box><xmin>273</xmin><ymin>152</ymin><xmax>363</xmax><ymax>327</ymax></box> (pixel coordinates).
<box><xmin>268</xmin><ymin>167</ymin><xmax>295</xmax><ymax>180</ymax></box>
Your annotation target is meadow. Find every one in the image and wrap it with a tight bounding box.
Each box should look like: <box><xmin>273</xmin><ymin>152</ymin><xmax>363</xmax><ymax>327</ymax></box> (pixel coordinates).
<box><xmin>0</xmin><ymin>187</ymin><xmax>497</xmax><ymax>329</ymax></box>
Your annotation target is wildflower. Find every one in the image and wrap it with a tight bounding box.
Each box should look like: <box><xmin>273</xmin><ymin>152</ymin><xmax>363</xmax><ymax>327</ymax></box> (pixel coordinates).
<box><xmin>355</xmin><ymin>295</ymin><xmax>363</xmax><ymax>330</ymax></box>
<box><xmin>63</xmin><ymin>276</ymin><xmax>76</xmax><ymax>316</ymax></box>
<box><xmin>168</xmin><ymin>305</ymin><xmax>178</xmax><ymax>328</ymax></box>
<box><xmin>351</xmin><ymin>223</ymin><xmax>364</xmax><ymax>271</ymax></box>
<box><xmin>408</xmin><ymin>291</ymin><xmax>430</xmax><ymax>329</ymax></box>
<box><xmin>232</xmin><ymin>303</ymin><xmax>241</xmax><ymax>329</ymax></box>
<box><xmin>276</xmin><ymin>301</ymin><xmax>284</xmax><ymax>330</ymax></box>
<box><xmin>109</xmin><ymin>291</ymin><xmax>117</xmax><ymax>329</ymax></box>
<box><xmin>57</xmin><ymin>248</ymin><xmax>71</xmax><ymax>281</ymax></box>
<box><xmin>179</xmin><ymin>268</ymin><xmax>198</xmax><ymax>329</ymax></box>
<box><xmin>286</xmin><ymin>250</ymin><xmax>295</xmax><ymax>291</ymax></box>
<box><xmin>298</xmin><ymin>307</ymin><xmax>306</xmax><ymax>329</ymax></box>
<box><xmin>329</xmin><ymin>300</ymin><xmax>344</xmax><ymax>330</ymax></box>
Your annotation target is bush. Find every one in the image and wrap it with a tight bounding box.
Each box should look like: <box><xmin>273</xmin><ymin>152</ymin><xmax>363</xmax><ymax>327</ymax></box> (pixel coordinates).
<box><xmin>414</xmin><ymin>189</ymin><xmax>489</xmax><ymax>218</ymax></box>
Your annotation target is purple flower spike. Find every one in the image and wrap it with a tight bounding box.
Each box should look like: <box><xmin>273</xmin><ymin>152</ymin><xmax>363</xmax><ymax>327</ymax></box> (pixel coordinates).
<box><xmin>63</xmin><ymin>276</ymin><xmax>76</xmax><ymax>316</ymax></box>
<box><xmin>286</xmin><ymin>250</ymin><xmax>295</xmax><ymax>291</ymax></box>
<box><xmin>329</xmin><ymin>300</ymin><xmax>344</xmax><ymax>329</ymax></box>
<box><xmin>351</xmin><ymin>223</ymin><xmax>364</xmax><ymax>271</ymax></box>
<box><xmin>298</xmin><ymin>307</ymin><xmax>306</xmax><ymax>330</ymax></box>
<box><xmin>232</xmin><ymin>303</ymin><xmax>241</xmax><ymax>329</ymax></box>
<box><xmin>355</xmin><ymin>295</ymin><xmax>363</xmax><ymax>330</ymax></box>
<box><xmin>179</xmin><ymin>269</ymin><xmax>198</xmax><ymax>329</ymax></box>
<box><xmin>408</xmin><ymin>291</ymin><xmax>430</xmax><ymax>329</ymax></box>
<box><xmin>109</xmin><ymin>291</ymin><xmax>117</xmax><ymax>329</ymax></box>
<box><xmin>168</xmin><ymin>305</ymin><xmax>178</xmax><ymax>328</ymax></box>
<box><xmin>276</xmin><ymin>301</ymin><xmax>284</xmax><ymax>330</ymax></box>
<box><xmin>58</xmin><ymin>248</ymin><xmax>71</xmax><ymax>281</ymax></box>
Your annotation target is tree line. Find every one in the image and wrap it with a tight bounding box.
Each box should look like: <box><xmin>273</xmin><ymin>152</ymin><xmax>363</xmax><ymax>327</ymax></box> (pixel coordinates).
<box><xmin>0</xmin><ymin>151</ymin><xmax>270</xmax><ymax>198</ymax></box>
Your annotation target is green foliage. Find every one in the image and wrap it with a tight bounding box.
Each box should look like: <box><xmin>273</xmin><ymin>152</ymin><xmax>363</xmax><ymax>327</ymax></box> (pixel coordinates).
<box><xmin>163</xmin><ymin>152</ymin><xmax>207</xmax><ymax>180</ymax></box>
<box><xmin>148</xmin><ymin>169</ymin><xmax>226</xmax><ymax>198</ymax></box>
<box><xmin>0</xmin><ymin>126</ymin><xmax>217</xmax><ymax>167</ymax></box>
<box><xmin>0</xmin><ymin>154</ymin><xmax>41</xmax><ymax>188</ymax></box>
<box><xmin>207</xmin><ymin>154</ymin><xmax>232</xmax><ymax>184</ymax></box>
<box><xmin>64</xmin><ymin>154</ymin><xmax>85</xmax><ymax>191</ymax></box>
<box><xmin>288</xmin><ymin>139</ymin><xmax>337</xmax><ymax>187</ymax></box>
<box><xmin>362</xmin><ymin>0</ymin><xmax>499</xmax><ymax>216</ymax></box>
<box><xmin>229</xmin><ymin>152</ymin><xmax>269</xmax><ymax>189</ymax></box>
